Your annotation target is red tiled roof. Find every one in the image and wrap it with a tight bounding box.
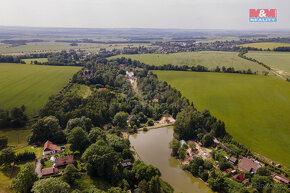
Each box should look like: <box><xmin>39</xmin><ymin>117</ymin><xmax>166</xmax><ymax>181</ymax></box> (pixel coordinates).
<box><xmin>43</xmin><ymin>140</ymin><xmax>61</xmax><ymax>152</ymax></box>
<box><xmin>41</xmin><ymin>167</ymin><xmax>58</xmax><ymax>176</ymax></box>
<box><xmin>233</xmin><ymin>173</ymin><xmax>245</xmax><ymax>183</ymax></box>
<box><xmin>55</xmin><ymin>156</ymin><xmax>74</xmax><ymax>168</ymax></box>
<box><xmin>98</xmin><ymin>88</ymin><xmax>107</xmax><ymax>91</ymax></box>
<box><xmin>238</xmin><ymin>157</ymin><xmax>259</xmax><ymax>173</ymax></box>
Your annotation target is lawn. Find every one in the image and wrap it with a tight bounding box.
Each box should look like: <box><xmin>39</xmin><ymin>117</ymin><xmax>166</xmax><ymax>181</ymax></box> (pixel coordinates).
<box><xmin>241</xmin><ymin>42</ymin><xmax>290</xmax><ymax>50</ymax></box>
<box><xmin>154</xmin><ymin>71</ymin><xmax>290</xmax><ymax>167</ymax></box>
<box><xmin>67</xmin><ymin>84</ymin><xmax>92</xmax><ymax>99</ymax></box>
<box><xmin>246</xmin><ymin>51</ymin><xmax>290</xmax><ymax>79</ymax></box>
<box><xmin>110</xmin><ymin>51</ymin><xmax>269</xmax><ymax>74</ymax></box>
<box><xmin>0</xmin><ymin>63</ymin><xmax>81</xmax><ymax>115</ymax></box>
<box><xmin>21</xmin><ymin>58</ymin><xmax>48</xmax><ymax>64</ymax></box>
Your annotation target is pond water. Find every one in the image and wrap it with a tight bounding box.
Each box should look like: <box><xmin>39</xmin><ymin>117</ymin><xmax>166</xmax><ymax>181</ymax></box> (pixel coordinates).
<box><xmin>129</xmin><ymin>127</ymin><xmax>212</xmax><ymax>193</ymax></box>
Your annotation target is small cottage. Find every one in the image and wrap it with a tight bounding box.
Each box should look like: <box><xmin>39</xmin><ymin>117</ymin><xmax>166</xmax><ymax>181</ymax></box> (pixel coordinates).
<box><xmin>54</xmin><ymin>156</ymin><xmax>74</xmax><ymax>169</ymax></box>
<box><xmin>43</xmin><ymin>140</ymin><xmax>61</xmax><ymax>156</ymax></box>
<box><xmin>41</xmin><ymin>167</ymin><xmax>58</xmax><ymax>176</ymax></box>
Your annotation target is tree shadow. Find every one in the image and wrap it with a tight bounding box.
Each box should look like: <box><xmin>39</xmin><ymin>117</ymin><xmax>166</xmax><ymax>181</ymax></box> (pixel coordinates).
<box><xmin>1</xmin><ymin>165</ymin><xmax>20</xmax><ymax>179</ymax></box>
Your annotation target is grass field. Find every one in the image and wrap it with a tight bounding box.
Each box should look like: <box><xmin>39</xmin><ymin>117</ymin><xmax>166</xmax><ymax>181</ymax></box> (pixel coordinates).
<box><xmin>21</xmin><ymin>58</ymin><xmax>48</xmax><ymax>64</ymax></box>
<box><xmin>0</xmin><ymin>42</ymin><xmax>153</xmax><ymax>55</ymax></box>
<box><xmin>0</xmin><ymin>63</ymin><xmax>81</xmax><ymax>115</ymax></box>
<box><xmin>241</xmin><ymin>42</ymin><xmax>290</xmax><ymax>50</ymax></box>
<box><xmin>68</xmin><ymin>84</ymin><xmax>92</xmax><ymax>99</ymax></box>
<box><xmin>110</xmin><ymin>51</ymin><xmax>269</xmax><ymax>74</ymax></box>
<box><xmin>154</xmin><ymin>71</ymin><xmax>290</xmax><ymax>167</ymax></box>
<box><xmin>246</xmin><ymin>51</ymin><xmax>290</xmax><ymax>78</ymax></box>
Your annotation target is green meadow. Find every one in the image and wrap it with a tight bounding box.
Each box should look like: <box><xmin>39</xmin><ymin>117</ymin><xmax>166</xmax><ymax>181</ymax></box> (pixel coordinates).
<box><xmin>111</xmin><ymin>51</ymin><xmax>268</xmax><ymax>74</ymax></box>
<box><xmin>0</xmin><ymin>63</ymin><xmax>81</xmax><ymax>115</ymax></box>
<box><xmin>241</xmin><ymin>42</ymin><xmax>290</xmax><ymax>50</ymax></box>
<box><xmin>154</xmin><ymin>71</ymin><xmax>290</xmax><ymax>167</ymax></box>
<box><xmin>246</xmin><ymin>51</ymin><xmax>290</xmax><ymax>78</ymax></box>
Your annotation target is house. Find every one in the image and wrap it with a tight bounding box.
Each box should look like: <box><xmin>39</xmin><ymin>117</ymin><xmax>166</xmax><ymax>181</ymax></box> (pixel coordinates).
<box><xmin>229</xmin><ymin>157</ymin><xmax>238</xmax><ymax>165</ymax></box>
<box><xmin>274</xmin><ymin>175</ymin><xmax>289</xmax><ymax>184</ymax></box>
<box><xmin>238</xmin><ymin>157</ymin><xmax>260</xmax><ymax>173</ymax></box>
<box><xmin>43</xmin><ymin>140</ymin><xmax>61</xmax><ymax>155</ymax></box>
<box><xmin>153</xmin><ymin>98</ymin><xmax>159</xmax><ymax>103</ymax></box>
<box><xmin>54</xmin><ymin>156</ymin><xmax>74</xmax><ymax>169</ymax></box>
<box><xmin>41</xmin><ymin>167</ymin><xmax>58</xmax><ymax>176</ymax></box>
<box><xmin>98</xmin><ymin>88</ymin><xmax>107</xmax><ymax>91</ymax></box>
<box><xmin>233</xmin><ymin>173</ymin><xmax>248</xmax><ymax>184</ymax></box>
<box><xmin>121</xmin><ymin>160</ymin><xmax>132</xmax><ymax>167</ymax></box>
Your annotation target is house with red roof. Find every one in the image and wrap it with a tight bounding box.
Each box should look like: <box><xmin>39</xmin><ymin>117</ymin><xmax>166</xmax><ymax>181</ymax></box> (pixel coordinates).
<box><xmin>54</xmin><ymin>156</ymin><xmax>74</xmax><ymax>169</ymax></box>
<box><xmin>41</xmin><ymin>167</ymin><xmax>58</xmax><ymax>176</ymax></box>
<box><xmin>43</xmin><ymin>140</ymin><xmax>61</xmax><ymax>156</ymax></box>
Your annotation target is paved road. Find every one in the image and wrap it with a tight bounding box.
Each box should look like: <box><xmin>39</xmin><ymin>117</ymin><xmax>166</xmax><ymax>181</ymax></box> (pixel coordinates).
<box><xmin>35</xmin><ymin>158</ymin><xmax>42</xmax><ymax>178</ymax></box>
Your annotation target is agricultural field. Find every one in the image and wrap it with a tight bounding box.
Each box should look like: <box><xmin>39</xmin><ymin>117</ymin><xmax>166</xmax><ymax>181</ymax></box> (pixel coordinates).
<box><xmin>241</xmin><ymin>42</ymin><xmax>290</xmax><ymax>50</ymax></box>
<box><xmin>111</xmin><ymin>51</ymin><xmax>269</xmax><ymax>74</ymax></box>
<box><xmin>246</xmin><ymin>51</ymin><xmax>290</xmax><ymax>79</ymax></box>
<box><xmin>0</xmin><ymin>63</ymin><xmax>81</xmax><ymax>115</ymax></box>
<box><xmin>154</xmin><ymin>71</ymin><xmax>290</xmax><ymax>167</ymax></box>
<box><xmin>0</xmin><ymin>41</ymin><xmax>153</xmax><ymax>55</ymax></box>
<box><xmin>21</xmin><ymin>58</ymin><xmax>48</xmax><ymax>64</ymax></box>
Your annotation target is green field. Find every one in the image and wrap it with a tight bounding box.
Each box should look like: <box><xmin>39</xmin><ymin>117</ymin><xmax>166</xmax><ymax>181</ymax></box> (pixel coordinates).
<box><xmin>0</xmin><ymin>63</ymin><xmax>81</xmax><ymax>115</ymax></box>
<box><xmin>154</xmin><ymin>71</ymin><xmax>290</xmax><ymax>167</ymax></box>
<box><xmin>111</xmin><ymin>51</ymin><xmax>269</xmax><ymax>74</ymax></box>
<box><xmin>241</xmin><ymin>42</ymin><xmax>290</xmax><ymax>50</ymax></box>
<box><xmin>246</xmin><ymin>51</ymin><xmax>290</xmax><ymax>78</ymax></box>
<box><xmin>22</xmin><ymin>58</ymin><xmax>48</xmax><ymax>64</ymax></box>
<box><xmin>0</xmin><ymin>42</ymin><xmax>153</xmax><ymax>55</ymax></box>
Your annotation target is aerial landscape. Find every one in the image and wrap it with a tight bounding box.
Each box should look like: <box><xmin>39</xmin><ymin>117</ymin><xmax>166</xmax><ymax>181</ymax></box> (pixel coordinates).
<box><xmin>0</xmin><ymin>0</ymin><xmax>289</xmax><ymax>193</ymax></box>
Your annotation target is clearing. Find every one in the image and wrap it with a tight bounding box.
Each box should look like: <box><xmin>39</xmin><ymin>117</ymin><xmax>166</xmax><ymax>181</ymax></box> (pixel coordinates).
<box><xmin>110</xmin><ymin>51</ymin><xmax>269</xmax><ymax>74</ymax></box>
<box><xmin>154</xmin><ymin>70</ymin><xmax>290</xmax><ymax>167</ymax></box>
<box><xmin>0</xmin><ymin>63</ymin><xmax>81</xmax><ymax>115</ymax></box>
<box><xmin>21</xmin><ymin>58</ymin><xmax>48</xmax><ymax>64</ymax></box>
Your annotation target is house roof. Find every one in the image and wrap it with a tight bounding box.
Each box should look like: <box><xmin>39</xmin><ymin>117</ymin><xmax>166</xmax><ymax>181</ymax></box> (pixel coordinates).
<box><xmin>42</xmin><ymin>167</ymin><xmax>58</xmax><ymax>176</ymax></box>
<box><xmin>238</xmin><ymin>157</ymin><xmax>259</xmax><ymax>173</ymax></box>
<box><xmin>55</xmin><ymin>156</ymin><xmax>74</xmax><ymax>167</ymax></box>
<box><xmin>229</xmin><ymin>157</ymin><xmax>237</xmax><ymax>163</ymax></box>
<box><xmin>233</xmin><ymin>173</ymin><xmax>245</xmax><ymax>183</ymax></box>
<box><xmin>43</xmin><ymin>140</ymin><xmax>61</xmax><ymax>152</ymax></box>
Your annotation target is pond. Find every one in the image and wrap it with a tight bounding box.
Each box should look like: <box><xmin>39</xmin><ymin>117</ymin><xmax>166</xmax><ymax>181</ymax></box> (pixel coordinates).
<box><xmin>129</xmin><ymin>127</ymin><xmax>212</xmax><ymax>193</ymax></box>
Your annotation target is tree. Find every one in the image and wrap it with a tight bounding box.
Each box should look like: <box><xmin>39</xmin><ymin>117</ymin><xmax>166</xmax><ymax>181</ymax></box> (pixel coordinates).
<box><xmin>174</xmin><ymin>106</ymin><xmax>204</xmax><ymax>140</ymax></box>
<box><xmin>0</xmin><ymin>147</ymin><xmax>15</xmax><ymax>167</ymax></box>
<box><xmin>10</xmin><ymin>106</ymin><xmax>28</xmax><ymax>128</ymax></box>
<box><xmin>218</xmin><ymin>157</ymin><xmax>231</xmax><ymax>171</ymax></box>
<box><xmin>106</xmin><ymin>134</ymin><xmax>129</xmax><ymax>152</ymax></box>
<box><xmin>29</xmin><ymin>116</ymin><xmax>65</xmax><ymax>144</ymax></box>
<box><xmin>271</xmin><ymin>183</ymin><xmax>288</xmax><ymax>193</ymax></box>
<box><xmin>256</xmin><ymin>167</ymin><xmax>271</xmax><ymax>176</ymax></box>
<box><xmin>138</xmin><ymin>180</ymin><xmax>149</xmax><ymax>193</ymax></box>
<box><xmin>202</xmin><ymin>134</ymin><xmax>213</xmax><ymax>147</ymax></box>
<box><xmin>66</xmin><ymin>116</ymin><xmax>93</xmax><ymax>133</ymax></box>
<box><xmin>208</xmin><ymin>171</ymin><xmax>227</xmax><ymax>192</ymax></box>
<box><xmin>31</xmin><ymin>178</ymin><xmax>70</xmax><ymax>193</ymax></box>
<box><xmin>251</xmin><ymin>174</ymin><xmax>272</xmax><ymax>192</ymax></box>
<box><xmin>188</xmin><ymin>141</ymin><xmax>196</xmax><ymax>152</ymax></box>
<box><xmin>67</xmin><ymin>127</ymin><xmax>90</xmax><ymax>153</ymax></box>
<box><xmin>0</xmin><ymin>136</ymin><xmax>8</xmax><ymax>150</ymax></box>
<box><xmin>113</xmin><ymin>112</ymin><xmax>128</xmax><ymax>128</ymax></box>
<box><xmin>132</xmin><ymin>162</ymin><xmax>161</xmax><ymax>182</ymax></box>
<box><xmin>62</xmin><ymin>164</ymin><xmax>80</xmax><ymax>185</ymax></box>
<box><xmin>169</xmin><ymin>138</ymin><xmax>180</xmax><ymax>157</ymax></box>
<box><xmin>81</xmin><ymin>143</ymin><xmax>119</xmax><ymax>182</ymax></box>
<box><xmin>88</xmin><ymin>127</ymin><xmax>105</xmax><ymax>143</ymax></box>
<box><xmin>13</xmin><ymin>163</ymin><xmax>38</xmax><ymax>193</ymax></box>
<box><xmin>149</xmin><ymin>175</ymin><xmax>161</xmax><ymax>193</ymax></box>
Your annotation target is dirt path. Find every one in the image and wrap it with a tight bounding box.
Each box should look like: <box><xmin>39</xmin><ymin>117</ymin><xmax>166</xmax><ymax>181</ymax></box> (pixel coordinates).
<box><xmin>133</xmin><ymin>77</ymin><xmax>138</xmax><ymax>94</ymax></box>
<box><xmin>35</xmin><ymin>158</ymin><xmax>42</xmax><ymax>178</ymax></box>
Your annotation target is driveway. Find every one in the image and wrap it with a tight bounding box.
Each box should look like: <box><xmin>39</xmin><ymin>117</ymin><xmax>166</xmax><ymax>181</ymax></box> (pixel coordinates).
<box><xmin>35</xmin><ymin>158</ymin><xmax>42</xmax><ymax>178</ymax></box>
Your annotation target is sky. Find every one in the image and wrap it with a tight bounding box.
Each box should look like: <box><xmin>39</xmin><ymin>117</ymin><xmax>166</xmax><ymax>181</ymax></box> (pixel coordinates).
<box><xmin>0</xmin><ymin>0</ymin><xmax>289</xmax><ymax>30</ymax></box>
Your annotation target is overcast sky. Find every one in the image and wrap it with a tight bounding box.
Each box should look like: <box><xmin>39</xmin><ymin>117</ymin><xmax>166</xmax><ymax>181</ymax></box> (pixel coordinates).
<box><xmin>0</xmin><ymin>0</ymin><xmax>289</xmax><ymax>30</ymax></box>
